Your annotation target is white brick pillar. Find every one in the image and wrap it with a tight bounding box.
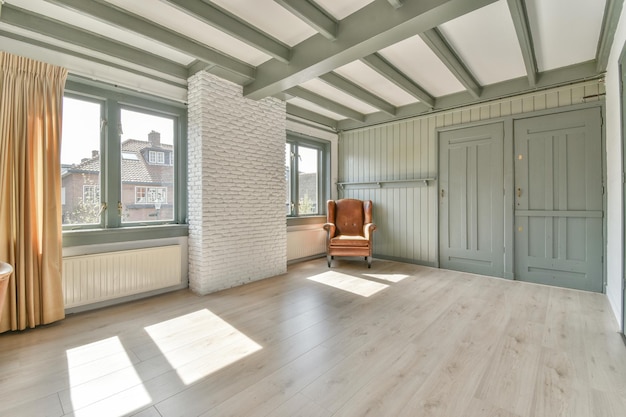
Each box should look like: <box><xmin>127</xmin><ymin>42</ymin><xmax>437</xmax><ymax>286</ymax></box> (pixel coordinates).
<box><xmin>187</xmin><ymin>72</ymin><xmax>287</xmax><ymax>294</ymax></box>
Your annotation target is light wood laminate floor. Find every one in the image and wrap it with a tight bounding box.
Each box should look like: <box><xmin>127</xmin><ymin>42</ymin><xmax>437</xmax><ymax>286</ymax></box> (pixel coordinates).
<box><xmin>1</xmin><ymin>258</ymin><xmax>625</xmax><ymax>417</ymax></box>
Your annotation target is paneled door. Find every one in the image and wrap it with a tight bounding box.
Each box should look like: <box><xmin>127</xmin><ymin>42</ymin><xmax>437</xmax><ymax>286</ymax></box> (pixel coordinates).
<box><xmin>439</xmin><ymin>123</ymin><xmax>504</xmax><ymax>277</ymax></box>
<box><xmin>514</xmin><ymin>108</ymin><xmax>603</xmax><ymax>292</ymax></box>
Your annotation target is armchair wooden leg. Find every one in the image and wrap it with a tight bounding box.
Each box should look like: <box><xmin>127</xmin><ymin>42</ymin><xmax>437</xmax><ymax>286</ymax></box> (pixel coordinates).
<box><xmin>367</xmin><ymin>257</ymin><xmax>372</xmax><ymax>268</ymax></box>
<box><xmin>327</xmin><ymin>255</ymin><xmax>332</xmax><ymax>268</ymax></box>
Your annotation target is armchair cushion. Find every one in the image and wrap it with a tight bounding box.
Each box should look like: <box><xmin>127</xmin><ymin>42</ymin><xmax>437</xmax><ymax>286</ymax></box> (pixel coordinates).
<box><xmin>329</xmin><ymin>235</ymin><xmax>369</xmax><ymax>247</ymax></box>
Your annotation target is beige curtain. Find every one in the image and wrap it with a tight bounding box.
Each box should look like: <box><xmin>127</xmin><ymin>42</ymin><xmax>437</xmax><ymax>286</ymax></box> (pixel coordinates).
<box><xmin>0</xmin><ymin>52</ymin><xmax>67</xmax><ymax>332</ymax></box>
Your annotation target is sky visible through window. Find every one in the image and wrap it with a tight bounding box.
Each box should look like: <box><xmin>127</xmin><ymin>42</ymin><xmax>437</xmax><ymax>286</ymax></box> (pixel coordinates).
<box><xmin>61</xmin><ymin>97</ymin><xmax>174</xmax><ymax>165</ymax></box>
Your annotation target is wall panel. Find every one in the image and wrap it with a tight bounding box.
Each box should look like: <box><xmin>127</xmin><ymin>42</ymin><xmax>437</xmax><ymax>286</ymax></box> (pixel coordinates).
<box><xmin>338</xmin><ymin>80</ymin><xmax>604</xmax><ymax>266</ymax></box>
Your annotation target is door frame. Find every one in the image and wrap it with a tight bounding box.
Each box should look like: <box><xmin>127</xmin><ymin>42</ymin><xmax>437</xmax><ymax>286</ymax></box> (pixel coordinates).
<box><xmin>617</xmin><ymin>43</ymin><xmax>626</xmax><ymax>335</ymax></box>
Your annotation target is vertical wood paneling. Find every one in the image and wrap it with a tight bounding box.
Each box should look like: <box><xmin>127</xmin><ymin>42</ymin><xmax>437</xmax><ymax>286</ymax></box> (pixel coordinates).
<box><xmin>336</xmin><ymin>81</ymin><xmax>601</xmax><ymax>266</ymax></box>
<box><xmin>534</xmin><ymin>94</ymin><xmax>547</xmax><ymax>111</ymax></box>
<box><xmin>522</xmin><ymin>97</ymin><xmax>534</xmax><ymax>113</ymax></box>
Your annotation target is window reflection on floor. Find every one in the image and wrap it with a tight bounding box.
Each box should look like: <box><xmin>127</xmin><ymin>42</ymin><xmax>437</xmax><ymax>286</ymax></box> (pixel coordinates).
<box><xmin>66</xmin><ymin>336</ymin><xmax>151</xmax><ymax>417</ymax></box>
<box><xmin>145</xmin><ymin>309</ymin><xmax>262</xmax><ymax>385</ymax></box>
<box><xmin>363</xmin><ymin>273</ymin><xmax>409</xmax><ymax>283</ymax></box>
<box><xmin>307</xmin><ymin>271</ymin><xmax>389</xmax><ymax>297</ymax></box>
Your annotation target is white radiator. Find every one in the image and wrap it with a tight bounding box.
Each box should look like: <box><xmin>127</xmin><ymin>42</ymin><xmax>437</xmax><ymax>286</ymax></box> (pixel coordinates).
<box><xmin>287</xmin><ymin>228</ymin><xmax>326</xmax><ymax>261</ymax></box>
<box><xmin>62</xmin><ymin>245</ymin><xmax>182</xmax><ymax>308</ymax></box>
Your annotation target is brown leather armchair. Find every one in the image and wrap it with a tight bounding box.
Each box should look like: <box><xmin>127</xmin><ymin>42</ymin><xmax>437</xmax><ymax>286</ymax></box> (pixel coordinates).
<box><xmin>323</xmin><ymin>199</ymin><xmax>377</xmax><ymax>268</ymax></box>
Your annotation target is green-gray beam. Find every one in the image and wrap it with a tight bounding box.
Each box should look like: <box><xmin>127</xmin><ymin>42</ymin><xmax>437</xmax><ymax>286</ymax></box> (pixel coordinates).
<box><xmin>596</xmin><ymin>0</ymin><xmax>625</xmax><ymax>72</ymax></box>
<box><xmin>0</xmin><ymin>29</ymin><xmax>187</xmax><ymax>90</ymax></box>
<box><xmin>420</xmin><ymin>28</ymin><xmax>481</xmax><ymax>99</ymax></box>
<box><xmin>388</xmin><ymin>0</ymin><xmax>404</xmax><ymax>9</ymax></box>
<box><xmin>507</xmin><ymin>0</ymin><xmax>537</xmax><ymax>86</ymax></box>
<box><xmin>319</xmin><ymin>72</ymin><xmax>396</xmax><ymax>115</ymax></box>
<box><xmin>244</xmin><ymin>0</ymin><xmax>499</xmax><ymax>99</ymax></box>
<box><xmin>45</xmin><ymin>0</ymin><xmax>255</xmax><ymax>81</ymax></box>
<box><xmin>187</xmin><ymin>60</ymin><xmax>253</xmax><ymax>86</ymax></box>
<box><xmin>287</xmin><ymin>103</ymin><xmax>339</xmax><ymax>130</ymax></box>
<box><xmin>361</xmin><ymin>54</ymin><xmax>435</xmax><ymax>107</ymax></box>
<box><xmin>286</xmin><ymin>86</ymin><xmax>366</xmax><ymax>122</ymax></box>
<box><xmin>0</xmin><ymin>4</ymin><xmax>188</xmax><ymax>80</ymax></box>
<box><xmin>274</xmin><ymin>0</ymin><xmax>337</xmax><ymax>41</ymax></box>
<box><xmin>336</xmin><ymin>60</ymin><xmax>600</xmax><ymax>130</ymax></box>
<box><xmin>165</xmin><ymin>0</ymin><xmax>290</xmax><ymax>63</ymax></box>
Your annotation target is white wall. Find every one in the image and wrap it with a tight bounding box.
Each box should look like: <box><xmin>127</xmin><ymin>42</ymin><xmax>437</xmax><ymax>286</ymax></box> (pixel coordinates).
<box><xmin>187</xmin><ymin>72</ymin><xmax>287</xmax><ymax>294</ymax></box>
<box><xmin>604</xmin><ymin>6</ymin><xmax>626</xmax><ymax>328</ymax></box>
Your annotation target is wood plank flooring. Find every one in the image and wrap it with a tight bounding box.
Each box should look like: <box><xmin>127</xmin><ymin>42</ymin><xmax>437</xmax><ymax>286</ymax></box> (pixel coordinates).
<box><xmin>1</xmin><ymin>258</ymin><xmax>625</xmax><ymax>417</ymax></box>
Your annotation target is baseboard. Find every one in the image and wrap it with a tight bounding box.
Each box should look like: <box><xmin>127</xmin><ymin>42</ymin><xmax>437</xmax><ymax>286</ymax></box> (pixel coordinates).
<box><xmin>287</xmin><ymin>253</ymin><xmax>326</xmax><ymax>265</ymax></box>
<box><xmin>372</xmin><ymin>254</ymin><xmax>437</xmax><ymax>268</ymax></box>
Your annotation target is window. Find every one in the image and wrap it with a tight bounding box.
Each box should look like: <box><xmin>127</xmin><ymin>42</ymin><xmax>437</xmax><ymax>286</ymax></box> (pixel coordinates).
<box><xmin>61</xmin><ymin>85</ymin><xmax>186</xmax><ymax>232</ymax></box>
<box><xmin>135</xmin><ymin>186</ymin><xmax>167</xmax><ymax>204</ymax></box>
<box><xmin>149</xmin><ymin>150</ymin><xmax>165</xmax><ymax>164</ymax></box>
<box><xmin>61</xmin><ymin>96</ymin><xmax>102</xmax><ymax>226</ymax></box>
<box><xmin>285</xmin><ymin>135</ymin><xmax>330</xmax><ymax>217</ymax></box>
<box><xmin>83</xmin><ymin>185</ymin><xmax>100</xmax><ymax>204</ymax></box>
<box><xmin>120</xmin><ymin>109</ymin><xmax>175</xmax><ymax>223</ymax></box>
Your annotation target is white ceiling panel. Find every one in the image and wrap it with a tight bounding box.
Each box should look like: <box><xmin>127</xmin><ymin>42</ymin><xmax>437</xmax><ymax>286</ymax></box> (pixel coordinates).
<box><xmin>211</xmin><ymin>0</ymin><xmax>316</xmax><ymax>46</ymax></box>
<box><xmin>439</xmin><ymin>0</ymin><xmax>526</xmax><ymax>85</ymax></box>
<box><xmin>300</xmin><ymin>79</ymin><xmax>380</xmax><ymax>114</ymax></box>
<box><xmin>314</xmin><ymin>0</ymin><xmax>375</xmax><ymax>20</ymax></box>
<box><xmin>526</xmin><ymin>0</ymin><xmax>607</xmax><ymax>71</ymax></box>
<box><xmin>7</xmin><ymin>0</ymin><xmax>196</xmax><ymax>65</ymax></box>
<box><xmin>287</xmin><ymin>97</ymin><xmax>347</xmax><ymax>120</ymax></box>
<box><xmin>335</xmin><ymin>61</ymin><xmax>418</xmax><ymax>107</ymax></box>
<box><xmin>104</xmin><ymin>0</ymin><xmax>272</xmax><ymax>66</ymax></box>
<box><xmin>379</xmin><ymin>35</ymin><xmax>466</xmax><ymax>97</ymax></box>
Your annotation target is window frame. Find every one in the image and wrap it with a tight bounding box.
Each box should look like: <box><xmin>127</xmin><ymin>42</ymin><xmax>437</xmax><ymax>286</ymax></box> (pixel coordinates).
<box><xmin>286</xmin><ymin>133</ymin><xmax>330</xmax><ymax>218</ymax></box>
<box><xmin>62</xmin><ymin>79</ymin><xmax>187</xmax><ymax>246</ymax></box>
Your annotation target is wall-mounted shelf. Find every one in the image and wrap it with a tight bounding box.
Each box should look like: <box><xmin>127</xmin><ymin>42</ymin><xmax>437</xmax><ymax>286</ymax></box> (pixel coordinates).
<box><xmin>336</xmin><ymin>178</ymin><xmax>436</xmax><ymax>190</ymax></box>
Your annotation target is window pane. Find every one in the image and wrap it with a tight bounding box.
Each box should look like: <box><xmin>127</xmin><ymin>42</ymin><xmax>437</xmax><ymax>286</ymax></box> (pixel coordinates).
<box><xmin>120</xmin><ymin>109</ymin><xmax>175</xmax><ymax>223</ymax></box>
<box><xmin>298</xmin><ymin>146</ymin><xmax>318</xmax><ymax>215</ymax></box>
<box><xmin>286</xmin><ymin>144</ymin><xmax>292</xmax><ymax>215</ymax></box>
<box><xmin>61</xmin><ymin>97</ymin><xmax>102</xmax><ymax>226</ymax></box>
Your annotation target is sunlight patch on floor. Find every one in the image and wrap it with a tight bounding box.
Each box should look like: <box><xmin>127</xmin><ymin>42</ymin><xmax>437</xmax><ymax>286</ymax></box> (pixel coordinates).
<box><xmin>66</xmin><ymin>336</ymin><xmax>151</xmax><ymax>417</ymax></box>
<box><xmin>145</xmin><ymin>309</ymin><xmax>262</xmax><ymax>385</ymax></box>
<box><xmin>363</xmin><ymin>272</ymin><xmax>409</xmax><ymax>283</ymax></box>
<box><xmin>308</xmin><ymin>271</ymin><xmax>389</xmax><ymax>297</ymax></box>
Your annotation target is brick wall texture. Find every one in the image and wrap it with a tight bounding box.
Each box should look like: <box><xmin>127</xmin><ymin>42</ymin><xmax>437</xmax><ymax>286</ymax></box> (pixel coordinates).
<box><xmin>187</xmin><ymin>71</ymin><xmax>287</xmax><ymax>294</ymax></box>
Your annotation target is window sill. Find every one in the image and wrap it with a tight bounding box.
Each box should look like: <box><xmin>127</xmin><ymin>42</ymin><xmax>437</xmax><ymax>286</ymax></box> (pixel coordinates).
<box><xmin>63</xmin><ymin>224</ymin><xmax>188</xmax><ymax>247</ymax></box>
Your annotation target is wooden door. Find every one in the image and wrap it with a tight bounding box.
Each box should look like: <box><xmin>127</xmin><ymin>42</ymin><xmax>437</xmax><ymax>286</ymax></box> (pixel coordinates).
<box><xmin>439</xmin><ymin>123</ymin><xmax>504</xmax><ymax>277</ymax></box>
<box><xmin>514</xmin><ymin>108</ymin><xmax>603</xmax><ymax>292</ymax></box>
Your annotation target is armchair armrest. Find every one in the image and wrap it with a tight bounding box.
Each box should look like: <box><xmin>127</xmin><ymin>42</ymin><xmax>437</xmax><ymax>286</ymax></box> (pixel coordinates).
<box><xmin>323</xmin><ymin>223</ymin><xmax>336</xmax><ymax>238</ymax></box>
<box><xmin>364</xmin><ymin>223</ymin><xmax>377</xmax><ymax>240</ymax></box>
